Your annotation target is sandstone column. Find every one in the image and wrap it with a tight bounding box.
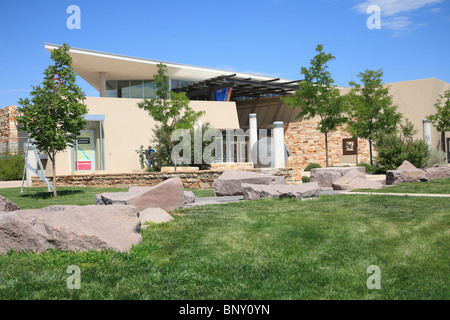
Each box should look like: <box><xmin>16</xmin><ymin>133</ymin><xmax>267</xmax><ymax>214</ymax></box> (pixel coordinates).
<box><xmin>273</xmin><ymin>121</ymin><xmax>285</xmax><ymax>168</ymax></box>
<box><xmin>248</xmin><ymin>113</ymin><xmax>258</xmax><ymax>166</ymax></box>
<box><xmin>423</xmin><ymin>119</ymin><xmax>432</xmax><ymax>148</ymax></box>
<box><xmin>99</xmin><ymin>72</ymin><xmax>107</xmax><ymax>97</ymax></box>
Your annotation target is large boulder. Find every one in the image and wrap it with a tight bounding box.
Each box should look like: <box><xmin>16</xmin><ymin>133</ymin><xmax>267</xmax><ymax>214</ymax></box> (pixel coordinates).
<box><xmin>310</xmin><ymin>167</ymin><xmax>366</xmax><ymax>188</ymax></box>
<box><xmin>242</xmin><ymin>182</ymin><xmax>320</xmax><ymax>201</ymax></box>
<box><xmin>184</xmin><ymin>191</ymin><xmax>196</xmax><ymax>204</ymax></box>
<box><xmin>397</xmin><ymin>160</ymin><xmax>418</xmax><ymax>170</ymax></box>
<box><xmin>425</xmin><ymin>165</ymin><xmax>450</xmax><ymax>181</ymax></box>
<box><xmin>0</xmin><ymin>204</ymin><xmax>142</xmax><ymax>255</ymax></box>
<box><xmin>331</xmin><ymin>169</ymin><xmax>366</xmax><ymax>190</ymax></box>
<box><xmin>96</xmin><ymin>178</ymin><xmax>185</xmax><ymax>211</ymax></box>
<box><xmin>0</xmin><ymin>196</ymin><xmax>19</xmax><ymax>212</ymax></box>
<box><xmin>213</xmin><ymin>170</ymin><xmax>285</xmax><ymax>197</ymax></box>
<box><xmin>386</xmin><ymin>169</ymin><xmax>428</xmax><ymax>185</ymax></box>
<box><xmin>139</xmin><ymin>208</ymin><xmax>174</xmax><ymax>229</ymax></box>
<box><xmin>332</xmin><ymin>169</ymin><xmax>383</xmax><ymax>190</ymax></box>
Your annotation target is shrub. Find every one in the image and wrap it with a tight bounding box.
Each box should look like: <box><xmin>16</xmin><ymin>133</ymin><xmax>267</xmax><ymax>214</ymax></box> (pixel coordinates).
<box><xmin>375</xmin><ymin>119</ymin><xmax>429</xmax><ymax>170</ymax></box>
<box><xmin>302</xmin><ymin>176</ymin><xmax>311</xmax><ymax>183</ymax></box>
<box><xmin>0</xmin><ymin>153</ymin><xmax>25</xmax><ymax>181</ymax></box>
<box><xmin>423</xmin><ymin>148</ymin><xmax>447</xmax><ymax>168</ymax></box>
<box><xmin>304</xmin><ymin>163</ymin><xmax>322</xmax><ymax>171</ymax></box>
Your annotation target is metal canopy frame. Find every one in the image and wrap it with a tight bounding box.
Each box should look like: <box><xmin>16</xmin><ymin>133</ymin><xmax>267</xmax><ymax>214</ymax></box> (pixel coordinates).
<box><xmin>171</xmin><ymin>74</ymin><xmax>302</xmax><ymax>100</ymax></box>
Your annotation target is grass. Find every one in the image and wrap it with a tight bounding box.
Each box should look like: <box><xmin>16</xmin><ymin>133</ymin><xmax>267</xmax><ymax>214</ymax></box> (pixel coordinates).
<box><xmin>0</xmin><ymin>187</ymin><xmax>128</xmax><ymax>210</ymax></box>
<box><xmin>186</xmin><ymin>188</ymin><xmax>214</xmax><ymax>198</ymax></box>
<box><xmin>353</xmin><ymin>178</ymin><xmax>450</xmax><ymax>194</ymax></box>
<box><xmin>0</xmin><ymin>190</ymin><xmax>448</xmax><ymax>299</ymax></box>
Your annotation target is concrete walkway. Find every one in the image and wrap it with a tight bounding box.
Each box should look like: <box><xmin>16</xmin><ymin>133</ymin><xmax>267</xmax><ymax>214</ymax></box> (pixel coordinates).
<box><xmin>185</xmin><ymin>196</ymin><xmax>244</xmax><ymax>207</ymax></box>
<box><xmin>338</xmin><ymin>191</ymin><xmax>450</xmax><ymax>198</ymax></box>
<box><xmin>0</xmin><ymin>180</ymin><xmax>22</xmax><ymax>188</ymax></box>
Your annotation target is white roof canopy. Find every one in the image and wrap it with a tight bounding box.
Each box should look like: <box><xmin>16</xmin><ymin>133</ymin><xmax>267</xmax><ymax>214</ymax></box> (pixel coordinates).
<box><xmin>45</xmin><ymin>43</ymin><xmax>295</xmax><ymax>92</ymax></box>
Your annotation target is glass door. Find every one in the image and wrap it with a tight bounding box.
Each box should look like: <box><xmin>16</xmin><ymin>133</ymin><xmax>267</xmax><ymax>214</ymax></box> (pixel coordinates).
<box><xmin>76</xmin><ymin>130</ymin><xmax>95</xmax><ymax>171</ymax></box>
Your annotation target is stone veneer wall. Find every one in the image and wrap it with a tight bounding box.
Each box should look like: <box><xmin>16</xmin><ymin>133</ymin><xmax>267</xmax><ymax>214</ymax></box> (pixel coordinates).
<box><xmin>284</xmin><ymin>120</ymin><xmax>370</xmax><ymax>168</ymax></box>
<box><xmin>32</xmin><ymin>167</ymin><xmax>303</xmax><ymax>189</ymax></box>
<box><xmin>0</xmin><ymin>106</ymin><xmax>18</xmax><ymax>151</ymax></box>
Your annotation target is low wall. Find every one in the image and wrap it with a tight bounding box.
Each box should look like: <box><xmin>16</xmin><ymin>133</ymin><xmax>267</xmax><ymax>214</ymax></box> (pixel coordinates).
<box><xmin>32</xmin><ymin>167</ymin><xmax>303</xmax><ymax>189</ymax></box>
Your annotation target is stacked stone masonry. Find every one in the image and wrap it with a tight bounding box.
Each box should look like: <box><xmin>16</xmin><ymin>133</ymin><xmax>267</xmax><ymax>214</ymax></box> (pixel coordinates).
<box><xmin>284</xmin><ymin>120</ymin><xmax>370</xmax><ymax>168</ymax></box>
<box><xmin>0</xmin><ymin>106</ymin><xmax>18</xmax><ymax>152</ymax></box>
<box><xmin>32</xmin><ymin>167</ymin><xmax>303</xmax><ymax>189</ymax></box>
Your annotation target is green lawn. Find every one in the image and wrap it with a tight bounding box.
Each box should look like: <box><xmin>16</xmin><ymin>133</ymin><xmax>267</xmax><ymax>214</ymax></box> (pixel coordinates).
<box><xmin>353</xmin><ymin>178</ymin><xmax>450</xmax><ymax>194</ymax></box>
<box><xmin>0</xmin><ymin>190</ymin><xmax>448</xmax><ymax>299</ymax></box>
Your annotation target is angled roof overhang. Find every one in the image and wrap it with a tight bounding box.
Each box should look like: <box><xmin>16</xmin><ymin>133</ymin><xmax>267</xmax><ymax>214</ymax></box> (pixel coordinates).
<box><xmin>172</xmin><ymin>74</ymin><xmax>301</xmax><ymax>100</ymax></box>
<box><xmin>44</xmin><ymin>43</ymin><xmax>298</xmax><ymax>93</ymax></box>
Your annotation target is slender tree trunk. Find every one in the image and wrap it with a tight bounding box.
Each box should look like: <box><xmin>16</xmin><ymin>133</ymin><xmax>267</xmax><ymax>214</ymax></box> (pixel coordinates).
<box><xmin>369</xmin><ymin>139</ymin><xmax>373</xmax><ymax>166</ymax></box>
<box><xmin>168</xmin><ymin>130</ymin><xmax>177</xmax><ymax>172</ymax></box>
<box><xmin>442</xmin><ymin>132</ymin><xmax>446</xmax><ymax>153</ymax></box>
<box><xmin>325</xmin><ymin>132</ymin><xmax>329</xmax><ymax>167</ymax></box>
<box><xmin>52</xmin><ymin>153</ymin><xmax>57</xmax><ymax>200</ymax></box>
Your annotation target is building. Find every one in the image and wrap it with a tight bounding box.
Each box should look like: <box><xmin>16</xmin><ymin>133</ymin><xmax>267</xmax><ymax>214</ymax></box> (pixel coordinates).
<box><xmin>2</xmin><ymin>44</ymin><xmax>449</xmax><ymax>179</ymax></box>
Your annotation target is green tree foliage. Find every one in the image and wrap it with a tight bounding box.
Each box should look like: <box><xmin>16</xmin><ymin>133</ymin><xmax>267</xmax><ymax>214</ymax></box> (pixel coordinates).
<box><xmin>375</xmin><ymin>119</ymin><xmax>429</xmax><ymax>171</ymax></box>
<box><xmin>427</xmin><ymin>90</ymin><xmax>450</xmax><ymax>152</ymax></box>
<box><xmin>136</xmin><ymin>64</ymin><xmax>205</xmax><ymax>171</ymax></box>
<box><xmin>283</xmin><ymin>44</ymin><xmax>347</xmax><ymax>167</ymax></box>
<box><xmin>16</xmin><ymin>44</ymin><xmax>87</xmax><ymax>199</ymax></box>
<box><xmin>149</xmin><ymin>122</ymin><xmax>214</xmax><ymax>171</ymax></box>
<box><xmin>345</xmin><ymin>69</ymin><xmax>402</xmax><ymax>165</ymax></box>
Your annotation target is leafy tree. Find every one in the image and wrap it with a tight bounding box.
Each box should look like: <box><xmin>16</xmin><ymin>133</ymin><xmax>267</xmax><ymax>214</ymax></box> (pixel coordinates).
<box><xmin>136</xmin><ymin>64</ymin><xmax>204</xmax><ymax>171</ymax></box>
<box><xmin>345</xmin><ymin>69</ymin><xmax>402</xmax><ymax>165</ymax></box>
<box><xmin>283</xmin><ymin>44</ymin><xmax>347</xmax><ymax>167</ymax></box>
<box><xmin>427</xmin><ymin>90</ymin><xmax>450</xmax><ymax>152</ymax></box>
<box><xmin>16</xmin><ymin>44</ymin><xmax>87</xmax><ymax>199</ymax></box>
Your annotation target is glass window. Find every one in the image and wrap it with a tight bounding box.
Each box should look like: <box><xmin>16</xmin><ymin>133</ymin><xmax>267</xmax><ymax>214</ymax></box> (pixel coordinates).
<box><xmin>143</xmin><ymin>80</ymin><xmax>157</xmax><ymax>99</ymax></box>
<box><xmin>117</xmin><ymin>80</ymin><xmax>130</xmax><ymax>98</ymax></box>
<box><xmin>130</xmin><ymin>80</ymin><xmax>143</xmax><ymax>99</ymax></box>
<box><xmin>106</xmin><ymin>81</ymin><xmax>117</xmax><ymax>97</ymax></box>
<box><xmin>171</xmin><ymin>79</ymin><xmax>181</xmax><ymax>89</ymax></box>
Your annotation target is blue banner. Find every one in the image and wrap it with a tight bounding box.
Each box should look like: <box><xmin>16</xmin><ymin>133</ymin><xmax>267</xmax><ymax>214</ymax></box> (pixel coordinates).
<box><xmin>216</xmin><ymin>88</ymin><xmax>233</xmax><ymax>101</ymax></box>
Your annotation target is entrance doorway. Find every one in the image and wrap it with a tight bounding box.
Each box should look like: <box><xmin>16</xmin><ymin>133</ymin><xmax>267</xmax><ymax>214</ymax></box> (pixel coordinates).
<box><xmin>76</xmin><ymin>130</ymin><xmax>95</xmax><ymax>171</ymax></box>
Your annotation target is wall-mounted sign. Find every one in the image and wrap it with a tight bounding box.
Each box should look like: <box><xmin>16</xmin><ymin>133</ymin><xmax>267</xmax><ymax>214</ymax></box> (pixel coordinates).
<box><xmin>76</xmin><ymin>131</ymin><xmax>93</xmax><ymax>170</ymax></box>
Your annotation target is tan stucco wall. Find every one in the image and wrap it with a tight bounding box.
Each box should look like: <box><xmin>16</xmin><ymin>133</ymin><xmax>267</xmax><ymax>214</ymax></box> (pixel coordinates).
<box><xmin>48</xmin><ymin>98</ymin><xmax>240</xmax><ymax>176</ymax></box>
<box><xmin>341</xmin><ymin>78</ymin><xmax>450</xmax><ymax>150</ymax></box>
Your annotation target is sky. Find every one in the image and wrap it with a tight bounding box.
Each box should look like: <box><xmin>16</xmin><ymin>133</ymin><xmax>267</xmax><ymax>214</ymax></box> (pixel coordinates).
<box><xmin>0</xmin><ymin>0</ymin><xmax>449</xmax><ymax>107</ymax></box>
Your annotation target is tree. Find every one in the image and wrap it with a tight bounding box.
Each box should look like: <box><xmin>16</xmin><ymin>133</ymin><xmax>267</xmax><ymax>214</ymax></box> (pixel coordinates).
<box><xmin>283</xmin><ymin>44</ymin><xmax>347</xmax><ymax>167</ymax></box>
<box><xmin>16</xmin><ymin>43</ymin><xmax>87</xmax><ymax>199</ymax></box>
<box><xmin>427</xmin><ymin>90</ymin><xmax>450</xmax><ymax>152</ymax></box>
<box><xmin>345</xmin><ymin>69</ymin><xmax>402</xmax><ymax>165</ymax></box>
<box><xmin>136</xmin><ymin>63</ymin><xmax>204</xmax><ymax>171</ymax></box>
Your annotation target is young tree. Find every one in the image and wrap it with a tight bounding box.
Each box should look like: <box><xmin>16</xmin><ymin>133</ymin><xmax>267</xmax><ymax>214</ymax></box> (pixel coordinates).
<box><xmin>345</xmin><ymin>69</ymin><xmax>402</xmax><ymax>165</ymax></box>
<box><xmin>16</xmin><ymin>43</ymin><xmax>87</xmax><ymax>199</ymax></box>
<box><xmin>427</xmin><ymin>90</ymin><xmax>450</xmax><ymax>152</ymax></box>
<box><xmin>136</xmin><ymin>63</ymin><xmax>204</xmax><ymax>171</ymax></box>
<box><xmin>283</xmin><ymin>44</ymin><xmax>347</xmax><ymax>167</ymax></box>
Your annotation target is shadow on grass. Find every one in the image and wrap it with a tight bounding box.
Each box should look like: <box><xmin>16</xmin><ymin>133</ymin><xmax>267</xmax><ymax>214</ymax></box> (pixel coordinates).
<box><xmin>19</xmin><ymin>189</ymin><xmax>84</xmax><ymax>199</ymax></box>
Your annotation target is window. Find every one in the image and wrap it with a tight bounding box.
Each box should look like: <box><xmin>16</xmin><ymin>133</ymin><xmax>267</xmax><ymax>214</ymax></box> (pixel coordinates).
<box><xmin>106</xmin><ymin>81</ymin><xmax>117</xmax><ymax>97</ymax></box>
<box><xmin>343</xmin><ymin>138</ymin><xmax>358</xmax><ymax>155</ymax></box>
<box><xmin>143</xmin><ymin>80</ymin><xmax>157</xmax><ymax>99</ymax></box>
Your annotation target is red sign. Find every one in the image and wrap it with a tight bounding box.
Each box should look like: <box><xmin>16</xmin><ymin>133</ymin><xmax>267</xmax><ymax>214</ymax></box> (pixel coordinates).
<box><xmin>77</xmin><ymin>161</ymin><xmax>91</xmax><ymax>171</ymax></box>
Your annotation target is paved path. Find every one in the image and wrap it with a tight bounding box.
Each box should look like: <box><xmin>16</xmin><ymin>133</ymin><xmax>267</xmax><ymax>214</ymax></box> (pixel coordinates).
<box><xmin>0</xmin><ymin>181</ymin><xmax>22</xmax><ymax>188</ymax></box>
<box><xmin>186</xmin><ymin>196</ymin><xmax>244</xmax><ymax>207</ymax></box>
<box><xmin>339</xmin><ymin>191</ymin><xmax>450</xmax><ymax>198</ymax></box>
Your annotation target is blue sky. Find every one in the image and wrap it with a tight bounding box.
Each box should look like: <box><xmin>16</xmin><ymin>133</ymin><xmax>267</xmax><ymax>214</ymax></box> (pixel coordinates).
<box><xmin>0</xmin><ymin>0</ymin><xmax>449</xmax><ymax>107</ymax></box>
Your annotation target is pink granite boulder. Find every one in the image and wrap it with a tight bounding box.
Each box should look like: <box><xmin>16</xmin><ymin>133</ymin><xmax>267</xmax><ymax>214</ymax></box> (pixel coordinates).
<box><xmin>0</xmin><ymin>204</ymin><xmax>142</xmax><ymax>255</ymax></box>
<box><xmin>242</xmin><ymin>182</ymin><xmax>320</xmax><ymax>200</ymax></box>
<box><xmin>96</xmin><ymin>177</ymin><xmax>185</xmax><ymax>211</ymax></box>
<box><xmin>213</xmin><ymin>170</ymin><xmax>285</xmax><ymax>197</ymax></box>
